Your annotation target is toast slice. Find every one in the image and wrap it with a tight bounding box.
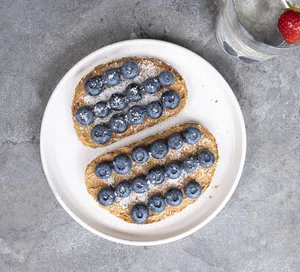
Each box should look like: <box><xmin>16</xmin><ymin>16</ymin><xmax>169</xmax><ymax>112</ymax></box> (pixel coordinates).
<box><xmin>85</xmin><ymin>123</ymin><xmax>219</xmax><ymax>224</ymax></box>
<box><xmin>72</xmin><ymin>57</ymin><xmax>188</xmax><ymax>148</ymax></box>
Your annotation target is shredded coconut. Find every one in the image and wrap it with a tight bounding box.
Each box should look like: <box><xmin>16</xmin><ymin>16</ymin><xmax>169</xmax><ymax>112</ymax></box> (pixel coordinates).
<box><xmin>79</xmin><ymin>112</ymin><xmax>89</xmax><ymax>122</ymax></box>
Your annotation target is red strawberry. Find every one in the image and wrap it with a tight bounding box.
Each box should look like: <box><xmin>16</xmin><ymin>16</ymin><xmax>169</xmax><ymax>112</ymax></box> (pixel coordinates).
<box><xmin>278</xmin><ymin>1</ymin><xmax>300</xmax><ymax>44</ymax></box>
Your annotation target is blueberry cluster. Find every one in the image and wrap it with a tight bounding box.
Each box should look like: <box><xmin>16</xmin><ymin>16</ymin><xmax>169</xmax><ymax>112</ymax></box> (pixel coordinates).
<box><xmin>77</xmin><ymin>87</ymin><xmax>181</xmax><ymax>144</ymax></box>
<box><xmin>95</xmin><ymin>154</ymin><xmax>133</xmax><ymax>179</ymax></box>
<box><xmin>77</xmin><ymin>87</ymin><xmax>179</xmax><ymax>124</ymax></box>
<box><xmin>81</xmin><ymin>69</ymin><xmax>177</xmax><ymax>119</ymax></box>
<box><xmin>94</xmin><ymin>126</ymin><xmax>204</xmax><ymax>177</ymax></box>
<box><xmin>143</xmin><ymin>149</ymin><xmax>215</xmax><ymax>184</ymax></box>
<box><xmin>93</xmin><ymin>126</ymin><xmax>214</xmax><ymax>223</ymax></box>
<box><xmin>83</xmin><ymin>59</ymin><xmax>175</xmax><ymax>97</ymax></box>
<box><xmin>97</xmin><ymin>180</ymin><xmax>203</xmax><ymax>224</ymax></box>
<box><xmin>95</xmin><ymin>148</ymin><xmax>214</xmax><ymax>185</ymax></box>
<box><xmin>76</xmin><ymin>60</ymin><xmax>181</xmax><ymax>144</ymax></box>
<box><xmin>83</xmin><ymin>60</ymin><xmax>139</xmax><ymax>96</ymax></box>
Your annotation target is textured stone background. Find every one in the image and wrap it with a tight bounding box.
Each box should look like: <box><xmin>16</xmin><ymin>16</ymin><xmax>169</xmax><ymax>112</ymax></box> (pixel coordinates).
<box><xmin>1</xmin><ymin>0</ymin><xmax>300</xmax><ymax>271</ymax></box>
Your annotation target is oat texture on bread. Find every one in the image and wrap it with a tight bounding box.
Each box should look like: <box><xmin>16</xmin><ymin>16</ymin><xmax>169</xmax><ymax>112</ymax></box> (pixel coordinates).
<box><xmin>72</xmin><ymin>57</ymin><xmax>188</xmax><ymax>148</ymax></box>
<box><xmin>85</xmin><ymin>123</ymin><xmax>219</xmax><ymax>224</ymax></box>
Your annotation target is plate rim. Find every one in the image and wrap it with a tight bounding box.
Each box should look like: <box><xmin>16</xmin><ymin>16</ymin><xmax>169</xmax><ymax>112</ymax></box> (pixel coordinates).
<box><xmin>40</xmin><ymin>39</ymin><xmax>247</xmax><ymax>246</ymax></box>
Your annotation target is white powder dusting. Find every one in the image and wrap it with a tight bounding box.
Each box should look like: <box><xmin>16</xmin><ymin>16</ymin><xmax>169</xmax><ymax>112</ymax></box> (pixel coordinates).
<box><xmin>110</xmin><ymin>94</ymin><xmax>126</xmax><ymax>108</ymax></box>
<box><xmin>181</xmin><ymin>142</ymin><xmax>198</xmax><ymax>155</ymax></box>
<box><xmin>200</xmin><ymin>137</ymin><xmax>212</xmax><ymax>146</ymax></box>
<box><xmin>108</xmin><ymin>73</ymin><xmax>115</xmax><ymax>80</ymax></box>
<box><xmin>129</xmin><ymin>85</ymin><xmax>139</xmax><ymax>95</ymax></box>
<box><xmin>94</xmin><ymin>114</ymin><xmax>113</xmax><ymax>125</ymax></box>
<box><xmin>113</xmin><ymin>118</ymin><xmax>125</xmax><ymax>127</ymax></box>
<box><xmin>152</xmin><ymin>106</ymin><xmax>159</xmax><ymax>113</ymax></box>
<box><xmin>103</xmin><ymin>177</ymin><xmax>115</xmax><ymax>186</ymax></box>
<box><xmin>158</xmin><ymin>173</ymin><xmax>188</xmax><ymax>193</ymax></box>
<box><xmin>117</xmin><ymin>191</ymin><xmax>149</xmax><ymax>209</ymax></box>
<box><xmin>93</xmin><ymin>104</ymin><xmax>107</xmax><ymax>116</ymax></box>
<box><xmin>79</xmin><ymin>111</ymin><xmax>89</xmax><ymax>122</ymax></box>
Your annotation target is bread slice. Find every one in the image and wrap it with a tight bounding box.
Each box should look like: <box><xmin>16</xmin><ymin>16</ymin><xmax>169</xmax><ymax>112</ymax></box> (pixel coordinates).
<box><xmin>85</xmin><ymin>123</ymin><xmax>219</xmax><ymax>224</ymax></box>
<box><xmin>72</xmin><ymin>57</ymin><xmax>188</xmax><ymax>148</ymax></box>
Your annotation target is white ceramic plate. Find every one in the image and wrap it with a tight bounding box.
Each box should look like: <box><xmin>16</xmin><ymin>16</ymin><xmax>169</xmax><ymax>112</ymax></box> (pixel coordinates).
<box><xmin>40</xmin><ymin>39</ymin><xmax>246</xmax><ymax>246</ymax></box>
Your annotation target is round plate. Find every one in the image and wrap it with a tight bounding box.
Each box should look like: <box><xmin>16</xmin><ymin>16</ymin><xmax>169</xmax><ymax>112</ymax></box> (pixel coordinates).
<box><xmin>40</xmin><ymin>39</ymin><xmax>246</xmax><ymax>246</ymax></box>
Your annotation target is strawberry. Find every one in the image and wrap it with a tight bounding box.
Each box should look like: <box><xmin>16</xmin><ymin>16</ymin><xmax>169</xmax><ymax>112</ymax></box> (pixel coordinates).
<box><xmin>278</xmin><ymin>1</ymin><xmax>300</xmax><ymax>44</ymax></box>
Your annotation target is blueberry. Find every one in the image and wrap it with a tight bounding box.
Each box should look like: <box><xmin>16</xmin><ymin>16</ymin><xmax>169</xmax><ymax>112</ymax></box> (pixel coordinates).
<box><xmin>147</xmin><ymin>166</ymin><xmax>165</xmax><ymax>185</ymax></box>
<box><xmin>109</xmin><ymin>93</ymin><xmax>127</xmax><ymax>111</ymax></box>
<box><xmin>109</xmin><ymin>114</ymin><xmax>128</xmax><ymax>133</ymax></box>
<box><xmin>167</xmin><ymin>133</ymin><xmax>184</xmax><ymax>150</ymax></box>
<box><xmin>198</xmin><ymin>150</ymin><xmax>215</xmax><ymax>168</ymax></box>
<box><xmin>130</xmin><ymin>176</ymin><xmax>148</xmax><ymax>193</ymax></box>
<box><xmin>142</xmin><ymin>78</ymin><xmax>160</xmax><ymax>94</ymax></box>
<box><xmin>102</xmin><ymin>68</ymin><xmax>120</xmax><ymax>86</ymax></box>
<box><xmin>165</xmin><ymin>188</ymin><xmax>183</xmax><ymax>206</ymax></box>
<box><xmin>149</xmin><ymin>140</ymin><xmax>169</xmax><ymax>159</ymax></box>
<box><xmin>97</xmin><ymin>188</ymin><xmax>115</xmax><ymax>206</ymax></box>
<box><xmin>91</xmin><ymin>125</ymin><xmax>112</xmax><ymax>144</ymax></box>
<box><xmin>112</xmin><ymin>154</ymin><xmax>132</xmax><ymax>175</ymax></box>
<box><xmin>93</xmin><ymin>101</ymin><xmax>110</xmax><ymax>118</ymax></box>
<box><xmin>95</xmin><ymin>162</ymin><xmax>112</xmax><ymax>179</ymax></box>
<box><xmin>121</xmin><ymin>60</ymin><xmax>139</xmax><ymax>79</ymax></box>
<box><xmin>75</xmin><ymin>106</ymin><xmax>95</xmax><ymax>125</ymax></box>
<box><xmin>184</xmin><ymin>181</ymin><xmax>202</xmax><ymax>199</ymax></box>
<box><xmin>183</xmin><ymin>126</ymin><xmax>201</xmax><ymax>144</ymax></box>
<box><xmin>158</xmin><ymin>71</ymin><xmax>175</xmax><ymax>87</ymax></box>
<box><xmin>146</xmin><ymin>101</ymin><xmax>163</xmax><ymax>119</ymax></box>
<box><xmin>165</xmin><ymin>161</ymin><xmax>182</xmax><ymax>179</ymax></box>
<box><xmin>84</xmin><ymin>76</ymin><xmax>105</xmax><ymax>96</ymax></box>
<box><xmin>182</xmin><ymin>156</ymin><xmax>198</xmax><ymax>173</ymax></box>
<box><xmin>161</xmin><ymin>90</ymin><xmax>180</xmax><ymax>109</ymax></box>
<box><xmin>127</xmin><ymin>105</ymin><xmax>146</xmax><ymax>125</ymax></box>
<box><xmin>125</xmin><ymin>83</ymin><xmax>144</xmax><ymax>102</ymax></box>
<box><xmin>147</xmin><ymin>195</ymin><xmax>166</xmax><ymax>213</ymax></box>
<box><xmin>130</xmin><ymin>204</ymin><xmax>149</xmax><ymax>224</ymax></box>
<box><xmin>131</xmin><ymin>146</ymin><xmax>150</xmax><ymax>164</ymax></box>
<box><xmin>115</xmin><ymin>181</ymin><xmax>131</xmax><ymax>198</ymax></box>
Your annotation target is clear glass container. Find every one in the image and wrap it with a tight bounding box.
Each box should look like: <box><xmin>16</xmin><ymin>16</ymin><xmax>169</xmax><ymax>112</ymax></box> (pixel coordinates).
<box><xmin>216</xmin><ymin>0</ymin><xmax>300</xmax><ymax>63</ymax></box>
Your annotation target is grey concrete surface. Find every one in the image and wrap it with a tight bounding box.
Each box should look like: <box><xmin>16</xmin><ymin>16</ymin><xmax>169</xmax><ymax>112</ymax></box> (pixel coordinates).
<box><xmin>1</xmin><ymin>0</ymin><xmax>300</xmax><ymax>271</ymax></box>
